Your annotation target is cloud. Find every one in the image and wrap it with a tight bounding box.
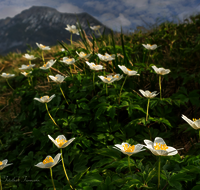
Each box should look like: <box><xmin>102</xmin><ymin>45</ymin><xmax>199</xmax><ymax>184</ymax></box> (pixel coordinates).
<box><xmin>57</xmin><ymin>3</ymin><xmax>84</xmax><ymax>14</ymax></box>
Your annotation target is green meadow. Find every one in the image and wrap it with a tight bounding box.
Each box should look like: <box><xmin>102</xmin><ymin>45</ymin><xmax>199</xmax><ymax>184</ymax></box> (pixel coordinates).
<box><xmin>0</xmin><ymin>13</ymin><xmax>200</xmax><ymax>190</ymax></box>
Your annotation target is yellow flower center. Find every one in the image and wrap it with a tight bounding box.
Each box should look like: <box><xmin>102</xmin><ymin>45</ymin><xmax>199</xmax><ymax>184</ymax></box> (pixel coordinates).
<box><xmin>105</xmin><ymin>55</ymin><xmax>110</xmax><ymax>58</ymax></box>
<box><xmin>113</xmin><ymin>75</ymin><xmax>119</xmax><ymax>78</ymax></box>
<box><xmin>55</xmin><ymin>77</ymin><xmax>58</xmax><ymax>80</ymax></box>
<box><xmin>123</xmin><ymin>144</ymin><xmax>135</xmax><ymax>152</ymax></box>
<box><xmin>6</xmin><ymin>73</ymin><xmax>9</xmax><ymax>75</ymax></box>
<box><xmin>80</xmin><ymin>52</ymin><xmax>86</xmax><ymax>56</ymax></box>
<box><xmin>0</xmin><ymin>161</ymin><xmax>3</xmax><ymax>165</ymax></box>
<box><xmin>27</xmin><ymin>65</ymin><xmax>29</xmax><ymax>67</ymax></box>
<box><xmin>127</xmin><ymin>68</ymin><xmax>132</xmax><ymax>71</ymax></box>
<box><xmin>43</xmin><ymin>63</ymin><xmax>48</xmax><ymax>67</ymax></box>
<box><xmin>56</xmin><ymin>139</ymin><xmax>68</xmax><ymax>147</ymax></box>
<box><xmin>154</xmin><ymin>143</ymin><xmax>168</xmax><ymax>151</ymax></box>
<box><xmin>193</xmin><ymin>118</ymin><xmax>200</xmax><ymax>122</ymax></box>
<box><xmin>41</xmin><ymin>45</ymin><xmax>46</xmax><ymax>48</ymax></box>
<box><xmin>147</xmin><ymin>44</ymin><xmax>152</xmax><ymax>46</ymax></box>
<box><xmin>67</xmin><ymin>59</ymin><xmax>72</xmax><ymax>62</ymax></box>
<box><xmin>43</xmin><ymin>156</ymin><xmax>54</xmax><ymax>164</ymax></box>
<box><xmin>104</xmin><ymin>77</ymin><xmax>111</xmax><ymax>81</ymax></box>
<box><xmin>92</xmin><ymin>64</ymin><xmax>96</xmax><ymax>67</ymax></box>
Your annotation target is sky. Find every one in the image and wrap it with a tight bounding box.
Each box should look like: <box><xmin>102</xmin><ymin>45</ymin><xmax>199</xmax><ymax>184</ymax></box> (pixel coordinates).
<box><xmin>0</xmin><ymin>0</ymin><xmax>200</xmax><ymax>32</ymax></box>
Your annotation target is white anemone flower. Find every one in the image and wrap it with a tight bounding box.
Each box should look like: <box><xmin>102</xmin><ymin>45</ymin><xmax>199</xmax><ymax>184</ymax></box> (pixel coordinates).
<box><xmin>1</xmin><ymin>73</ymin><xmax>15</xmax><ymax>78</ymax></box>
<box><xmin>139</xmin><ymin>90</ymin><xmax>159</xmax><ymax>98</ymax></box>
<box><xmin>60</xmin><ymin>57</ymin><xmax>76</xmax><ymax>65</ymax></box>
<box><xmin>48</xmin><ymin>135</ymin><xmax>75</xmax><ymax>149</ymax></box>
<box><xmin>118</xmin><ymin>65</ymin><xmax>140</xmax><ymax>76</ymax></box>
<box><xmin>35</xmin><ymin>153</ymin><xmax>61</xmax><ymax>169</ymax></box>
<box><xmin>181</xmin><ymin>114</ymin><xmax>200</xmax><ymax>130</ymax></box>
<box><xmin>85</xmin><ymin>61</ymin><xmax>105</xmax><ymax>71</ymax></box>
<box><xmin>61</xmin><ymin>48</ymin><xmax>65</xmax><ymax>52</ymax></box>
<box><xmin>23</xmin><ymin>54</ymin><xmax>37</xmax><ymax>60</ymax></box>
<box><xmin>0</xmin><ymin>159</ymin><xmax>13</xmax><ymax>170</ymax></box>
<box><xmin>90</xmin><ymin>25</ymin><xmax>101</xmax><ymax>31</ymax></box>
<box><xmin>151</xmin><ymin>65</ymin><xmax>171</xmax><ymax>75</ymax></box>
<box><xmin>112</xmin><ymin>74</ymin><xmax>123</xmax><ymax>81</ymax></box>
<box><xmin>36</xmin><ymin>43</ymin><xmax>51</xmax><ymax>50</ymax></box>
<box><xmin>97</xmin><ymin>53</ymin><xmax>115</xmax><ymax>62</ymax></box>
<box><xmin>113</xmin><ymin>142</ymin><xmax>145</xmax><ymax>156</ymax></box>
<box><xmin>49</xmin><ymin>74</ymin><xmax>67</xmax><ymax>83</ymax></box>
<box><xmin>21</xmin><ymin>71</ymin><xmax>32</xmax><ymax>77</ymax></box>
<box><xmin>76</xmin><ymin>51</ymin><xmax>91</xmax><ymax>59</ymax></box>
<box><xmin>144</xmin><ymin>137</ymin><xmax>181</xmax><ymax>156</ymax></box>
<box><xmin>34</xmin><ymin>94</ymin><xmax>56</xmax><ymax>103</ymax></box>
<box><xmin>65</xmin><ymin>25</ymin><xmax>79</xmax><ymax>35</ymax></box>
<box><xmin>40</xmin><ymin>60</ymin><xmax>56</xmax><ymax>70</ymax></box>
<box><xmin>19</xmin><ymin>64</ymin><xmax>35</xmax><ymax>70</ymax></box>
<box><xmin>142</xmin><ymin>44</ymin><xmax>158</xmax><ymax>50</ymax></box>
<box><xmin>98</xmin><ymin>75</ymin><xmax>119</xmax><ymax>84</ymax></box>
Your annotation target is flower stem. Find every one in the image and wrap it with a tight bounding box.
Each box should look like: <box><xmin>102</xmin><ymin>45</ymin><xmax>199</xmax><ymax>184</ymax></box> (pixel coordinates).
<box><xmin>199</xmin><ymin>130</ymin><xmax>200</xmax><ymax>142</ymax></box>
<box><xmin>27</xmin><ymin>78</ymin><xmax>31</xmax><ymax>86</ymax></box>
<box><xmin>158</xmin><ymin>156</ymin><xmax>161</xmax><ymax>190</ymax></box>
<box><xmin>70</xmin><ymin>33</ymin><xmax>72</xmax><ymax>45</ymax></box>
<box><xmin>41</xmin><ymin>51</ymin><xmax>45</xmax><ymax>64</ymax></box>
<box><xmin>50</xmin><ymin>168</ymin><xmax>56</xmax><ymax>190</ymax></box>
<box><xmin>146</xmin><ymin>51</ymin><xmax>150</xmax><ymax>69</ymax></box>
<box><xmin>69</xmin><ymin>66</ymin><xmax>73</xmax><ymax>77</ymax></box>
<box><xmin>45</xmin><ymin>103</ymin><xmax>60</xmax><ymax>129</ymax></box>
<box><xmin>60</xmin><ymin>149</ymin><xmax>73</xmax><ymax>189</ymax></box>
<box><xmin>128</xmin><ymin>156</ymin><xmax>133</xmax><ymax>177</ymax></box>
<box><xmin>0</xmin><ymin>175</ymin><xmax>2</xmax><ymax>190</ymax></box>
<box><xmin>118</xmin><ymin>75</ymin><xmax>127</xmax><ymax>104</ymax></box>
<box><xmin>159</xmin><ymin>75</ymin><xmax>162</xmax><ymax>100</ymax></box>
<box><xmin>6</xmin><ymin>79</ymin><xmax>14</xmax><ymax>91</ymax></box>
<box><xmin>93</xmin><ymin>71</ymin><xmax>95</xmax><ymax>93</ymax></box>
<box><xmin>146</xmin><ymin>99</ymin><xmax>150</xmax><ymax>121</ymax></box>
<box><xmin>106</xmin><ymin>84</ymin><xmax>108</xmax><ymax>95</ymax></box>
<box><xmin>59</xmin><ymin>85</ymin><xmax>69</xmax><ymax>105</ymax></box>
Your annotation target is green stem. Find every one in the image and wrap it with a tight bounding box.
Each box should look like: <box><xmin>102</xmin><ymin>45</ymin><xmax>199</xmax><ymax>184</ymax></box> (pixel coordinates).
<box><xmin>146</xmin><ymin>51</ymin><xmax>150</xmax><ymax>70</ymax></box>
<box><xmin>106</xmin><ymin>84</ymin><xmax>108</xmax><ymax>95</ymax></box>
<box><xmin>0</xmin><ymin>175</ymin><xmax>2</xmax><ymax>190</ymax></box>
<box><xmin>60</xmin><ymin>149</ymin><xmax>73</xmax><ymax>189</ymax></box>
<box><xmin>146</xmin><ymin>99</ymin><xmax>150</xmax><ymax>121</ymax></box>
<box><xmin>59</xmin><ymin>85</ymin><xmax>69</xmax><ymax>105</ymax></box>
<box><xmin>93</xmin><ymin>71</ymin><xmax>95</xmax><ymax>93</ymax></box>
<box><xmin>41</xmin><ymin>51</ymin><xmax>45</xmax><ymax>64</ymax></box>
<box><xmin>69</xmin><ymin>66</ymin><xmax>73</xmax><ymax>77</ymax></box>
<box><xmin>159</xmin><ymin>75</ymin><xmax>162</xmax><ymax>100</ymax></box>
<box><xmin>50</xmin><ymin>168</ymin><xmax>56</xmax><ymax>190</ymax></box>
<box><xmin>70</xmin><ymin>33</ymin><xmax>72</xmax><ymax>45</ymax></box>
<box><xmin>118</xmin><ymin>75</ymin><xmax>127</xmax><ymax>104</ymax></box>
<box><xmin>6</xmin><ymin>79</ymin><xmax>14</xmax><ymax>91</ymax></box>
<box><xmin>128</xmin><ymin>156</ymin><xmax>133</xmax><ymax>177</ymax></box>
<box><xmin>45</xmin><ymin>103</ymin><xmax>60</xmax><ymax>129</ymax></box>
<box><xmin>27</xmin><ymin>78</ymin><xmax>31</xmax><ymax>86</ymax></box>
<box><xmin>199</xmin><ymin>130</ymin><xmax>200</xmax><ymax>141</ymax></box>
<box><xmin>158</xmin><ymin>156</ymin><xmax>161</xmax><ymax>190</ymax></box>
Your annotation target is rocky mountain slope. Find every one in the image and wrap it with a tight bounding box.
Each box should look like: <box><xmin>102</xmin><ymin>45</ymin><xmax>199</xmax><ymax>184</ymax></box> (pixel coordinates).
<box><xmin>0</xmin><ymin>6</ymin><xmax>112</xmax><ymax>55</ymax></box>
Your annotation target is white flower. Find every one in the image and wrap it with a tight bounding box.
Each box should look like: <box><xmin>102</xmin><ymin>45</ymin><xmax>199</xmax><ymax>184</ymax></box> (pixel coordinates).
<box><xmin>97</xmin><ymin>53</ymin><xmax>115</xmax><ymax>62</ymax></box>
<box><xmin>98</xmin><ymin>75</ymin><xmax>119</xmax><ymax>84</ymax></box>
<box><xmin>1</xmin><ymin>73</ymin><xmax>15</xmax><ymax>78</ymax></box>
<box><xmin>21</xmin><ymin>71</ymin><xmax>32</xmax><ymax>77</ymax></box>
<box><xmin>19</xmin><ymin>64</ymin><xmax>35</xmax><ymax>70</ymax></box>
<box><xmin>0</xmin><ymin>159</ymin><xmax>13</xmax><ymax>170</ymax></box>
<box><xmin>118</xmin><ymin>65</ymin><xmax>140</xmax><ymax>76</ymax></box>
<box><xmin>181</xmin><ymin>114</ymin><xmax>200</xmax><ymax>130</ymax></box>
<box><xmin>49</xmin><ymin>74</ymin><xmax>67</xmax><ymax>83</ymax></box>
<box><xmin>142</xmin><ymin>44</ymin><xmax>158</xmax><ymax>50</ymax></box>
<box><xmin>48</xmin><ymin>135</ymin><xmax>75</xmax><ymax>149</ymax></box>
<box><xmin>61</xmin><ymin>48</ymin><xmax>65</xmax><ymax>52</ymax></box>
<box><xmin>34</xmin><ymin>94</ymin><xmax>56</xmax><ymax>103</ymax></box>
<box><xmin>36</xmin><ymin>43</ymin><xmax>51</xmax><ymax>50</ymax></box>
<box><xmin>85</xmin><ymin>61</ymin><xmax>105</xmax><ymax>71</ymax></box>
<box><xmin>139</xmin><ymin>89</ymin><xmax>159</xmax><ymax>98</ymax></box>
<box><xmin>90</xmin><ymin>25</ymin><xmax>101</xmax><ymax>31</ymax></box>
<box><xmin>144</xmin><ymin>137</ymin><xmax>179</xmax><ymax>156</ymax></box>
<box><xmin>35</xmin><ymin>153</ymin><xmax>61</xmax><ymax>169</ymax></box>
<box><xmin>113</xmin><ymin>142</ymin><xmax>145</xmax><ymax>156</ymax></box>
<box><xmin>60</xmin><ymin>57</ymin><xmax>76</xmax><ymax>65</ymax></box>
<box><xmin>40</xmin><ymin>60</ymin><xmax>56</xmax><ymax>70</ymax></box>
<box><xmin>76</xmin><ymin>51</ymin><xmax>91</xmax><ymax>59</ymax></box>
<box><xmin>112</xmin><ymin>74</ymin><xmax>123</xmax><ymax>81</ymax></box>
<box><xmin>65</xmin><ymin>25</ymin><xmax>79</xmax><ymax>35</ymax></box>
<box><xmin>23</xmin><ymin>54</ymin><xmax>37</xmax><ymax>60</ymax></box>
<box><xmin>151</xmin><ymin>65</ymin><xmax>171</xmax><ymax>75</ymax></box>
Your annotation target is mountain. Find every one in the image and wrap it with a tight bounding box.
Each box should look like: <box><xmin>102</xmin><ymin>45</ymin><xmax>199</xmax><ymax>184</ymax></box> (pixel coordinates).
<box><xmin>0</xmin><ymin>6</ymin><xmax>112</xmax><ymax>55</ymax></box>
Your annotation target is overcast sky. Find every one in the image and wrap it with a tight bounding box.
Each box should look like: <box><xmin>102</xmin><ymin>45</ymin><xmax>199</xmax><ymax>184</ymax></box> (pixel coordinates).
<box><xmin>0</xmin><ymin>0</ymin><xmax>200</xmax><ymax>32</ymax></box>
